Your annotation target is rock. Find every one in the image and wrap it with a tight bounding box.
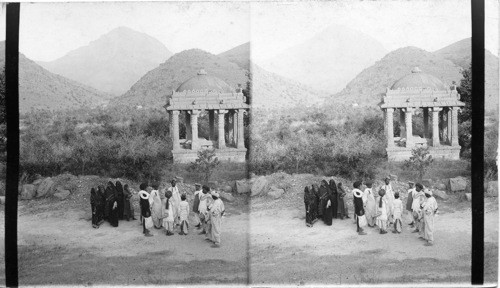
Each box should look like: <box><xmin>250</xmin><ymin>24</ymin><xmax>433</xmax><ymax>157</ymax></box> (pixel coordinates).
<box><xmin>32</xmin><ymin>179</ymin><xmax>43</xmax><ymax>186</ymax></box>
<box><xmin>389</xmin><ymin>174</ymin><xmax>398</xmax><ymax>181</ymax></box>
<box><xmin>222</xmin><ymin>185</ymin><xmax>233</xmax><ymax>193</ymax></box>
<box><xmin>251</xmin><ymin>176</ymin><xmax>268</xmax><ymax>197</ymax></box>
<box><xmin>465</xmin><ymin>193</ymin><xmax>472</xmax><ymax>201</ymax></box>
<box><xmin>449</xmin><ymin>177</ymin><xmax>467</xmax><ymax>192</ymax></box>
<box><xmin>486</xmin><ymin>181</ymin><xmax>498</xmax><ymax>197</ymax></box>
<box><xmin>422</xmin><ymin>179</ymin><xmax>433</xmax><ymax>187</ymax></box>
<box><xmin>435</xmin><ymin>183</ymin><xmax>447</xmax><ymax>190</ymax></box>
<box><xmin>53</xmin><ymin>190</ymin><xmax>71</xmax><ymax>200</ymax></box>
<box><xmin>0</xmin><ymin>196</ymin><xmax>4</xmax><ymax>204</ymax></box>
<box><xmin>235</xmin><ymin>180</ymin><xmax>251</xmax><ymax>194</ymax></box>
<box><xmin>208</xmin><ymin>181</ymin><xmax>218</xmax><ymax>189</ymax></box>
<box><xmin>20</xmin><ymin>184</ymin><xmax>36</xmax><ymax>200</ymax></box>
<box><xmin>219</xmin><ymin>192</ymin><xmax>235</xmax><ymax>202</ymax></box>
<box><xmin>36</xmin><ymin>177</ymin><xmax>55</xmax><ymax>198</ymax></box>
<box><xmin>174</xmin><ymin>176</ymin><xmax>184</xmax><ymax>183</ymax></box>
<box><xmin>268</xmin><ymin>188</ymin><xmax>285</xmax><ymax>199</ymax></box>
<box><xmin>432</xmin><ymin>189</ymin><xmax>449</xmax><ymax>200</ymax></box>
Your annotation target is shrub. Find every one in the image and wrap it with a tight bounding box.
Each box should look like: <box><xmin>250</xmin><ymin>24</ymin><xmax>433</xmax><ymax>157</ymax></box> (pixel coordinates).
<box><xmin>402</xmin><ymin>146</ymin><xmax>434</xmax><ymax>181</ymax></box>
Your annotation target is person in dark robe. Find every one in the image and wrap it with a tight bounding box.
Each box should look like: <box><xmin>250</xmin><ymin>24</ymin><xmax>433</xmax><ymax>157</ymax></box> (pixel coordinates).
<box><xmin>105</xmin><ymin>182</ymin><xmax>117</xmax><ymax>224</ymax></box>
<box><xmin>90</xmin><ymin>188</ymin><xmax>99</xmax><ymax>228</ymax></box>
<box><xmin>353</xmin><ymin>181</ymin><xmax>367</xmax><ymax>235</ymax></box>
<box><xmin>337</xmin><ymin>182</ymin><xmax>350</xmax><ymax>219</ymax></box>
<box><xmin>123</xmin><ymin>184</ymin><xmax>135</xmax><ymax>221</ymax></box>
<box><xmin>304</xmin><ymin>186</ymin><xmax>315</xmax><ymax>227</ymax></box>
<box><xmin>327</xmin><ymin>179</ymin><xmax>338</xmax><ymax>219</ymax></box>
<box><xmin>96</xmin><ymin>185</ymin><xmax>106</xmax><ymax>223</ymax></box>
<box><xmin>320</xmin><ymin>180</ymin><xmax>333</xmax><ymax>225</ymax></box>
<box><xmin>312</xmin><ymin>184</ymin><xmax>323</xmax><ymax>220</ymax></box>
<box><xmin>108</xmin><ymin>198</ymin><xmax>119</xmax><ymax>227</ymax></box>
<box><xmin>115</xmin><ymin>181</ymin><xmax>125</xmax><ymax>220</ymax></box>
<box><xmin>330</xmin><ymin>179</ymin><xmax>343</xmax><ymax>219</ymax></box>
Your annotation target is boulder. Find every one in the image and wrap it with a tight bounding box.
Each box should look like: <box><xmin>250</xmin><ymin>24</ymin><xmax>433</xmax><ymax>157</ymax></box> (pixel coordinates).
<box><xmin>465</xmin><ymin>193</ymin><xmax>472</xmax><ymax>202</ymax></box>
<box><xmin>432</xmin><ymin>189</ymin><xmax>449</xmax><ymax>200</ymax></box>
<box><xmin>449</xmin><ymin>177</ymin><xmax>467</xmax><ymax>192</ymax></box>
<box><xmin>219</xmin><ymin>192</ymin><xmax>235</xmax><ymax>202</ymax></box>
<box><xmin>174</xmin><ymin>176</ymin><xmax>184</xmax><ymax>183</ymax></box>
<box><xmin>222</xmin><ymin>185</ymin><xmax>233</xmax><ymax>193</ymax></box>
<box><xmin>53</xmin><ymin>190</ymin><xmax>70</xmax><ymax>200</ymax></box>
<box><xmin>20</xmin><ymin>184</ymin><xmax>36</xmax><ymax>200</ymax></box>
<box><xmin>435</xmin><ymin>183</ymin><xmax>447</xmax><ymax>191</ymax></box>
<box><xmin>486</xmin><ymin>181</ymin><xmax>498</xmax><ymax>197</ymax></box>
<box><xmin>0</xmin><ymin>196</ymin><xmax>5</xmax><ymax>205</ymax></box>
<box><xmin>251</xmin><ymin>176</ymin><xmax>268</xmax><ymax>197</ymax></box>
<box><xmin>36</xmin><ymin>177</ymin><xmax>55</xmax><ymax>198</ymax></box>
<box><xmin>422</xmin><ymin>179</ymin><xmax>433</xmax><ymax>188</ymax></box>
<box><xmin>268</xmin><ymin>188</ymin><xmax>285</xmax><ymax>199</ymax></box>
<box><xmin>235</xmin><ymin>180</ymin><xmax>251</xmax><ymax>194</ymax></box>
<box><xmin>32</xmin><ymin>178</ymin><xmax>43</xmax><ymax>186</ymax></box>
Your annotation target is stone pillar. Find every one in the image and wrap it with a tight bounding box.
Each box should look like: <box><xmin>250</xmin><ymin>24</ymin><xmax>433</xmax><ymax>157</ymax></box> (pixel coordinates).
<box><xmin>233</xmin><ymin>110</ymin><xmax>238</xmax><ymax>147</ymax></box>
<box><xmin>451</xmin><ymin>107</ymin><xmax>459</xmax><ymax>146</ymax></box>
<box><xmin>209</xmin><ymin>110</ymin><xmax>215</xmax><ymax>140</ymax></box>
<box><xmin>218</xmin><ymin>110</ymin><xmax>227</xmax><ymax>149</ymax></box>
<box><xmin>399</xmin><ymin>109</ymin><xmax>406</xmax><ymax>138</ymax></box>
<box><xmin>171</xmin><ymin>110</ymin><xmax>180</xmax><ymax>150</ymax></box>
<box><xmin>237</xmin><ymin>109</ymin><xmax>245</xmax><ymax>149</ymax></box>
<box><xmin>191</xmin><ymin>110</ymin><xmax>200</xmax><ymax>150</ymax></box>
<box><xmin>383</xmin><ymin>110</ymin><xmax>387</xmax><ymax>139</ymax></box>
<box><xmin>432</xmin><ymin>107</ymin><xmax>442</xmax><ymax>147</ymax></box>
<box><xmin>423</xmin><ymin>108</ymin><xmax>429</xmax><ymax>138</ymax></box>
<box><xmin>386</xmin><ymin>108</ymin><xmax>394</xmax><ymax>147</ymax></box>
<box><xmin>405</xmin><ymin>108</ymin><xmax>413</xmax><ymax>147</ymax></box>
<box><xmin>226</xmin><ymin>111</ymin><xmax>234</xmax><ymax>146</ymax></box>
<box><xmin>185</xmin><ymin>111</ymin><xmax>192</xmax><ymax>141</ymax></box>
<box><xmin>447</xmin><ymin>108</ymin><xmax>452</xmax><ymax>145</ymax></box>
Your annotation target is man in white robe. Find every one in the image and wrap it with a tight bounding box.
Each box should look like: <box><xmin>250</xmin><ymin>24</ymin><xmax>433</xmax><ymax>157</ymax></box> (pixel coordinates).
<box><xmin>198</xmin><ymin>185</ymin><xmax>213</xmax><ymax>235</ymax></box>
<box><xmin>149</xmin><ymin>183</ymin><xmax>162</xmax><ymax>228</ymax></box>
<box><xmin>363</xmin><ymin>181</ymin><xmax>376</xmax><ymax>227</ymax></box>
<box><xmin>381</xmin><ymin>177</ymin><xmax>394</xmax><ymax>224</ymax></box>
<box><xmin>207</xmin><ymin>191</ymin><xmax>225</xmax><ymax>248</ymax></box>
<box><xmin>167</xmin><ymin>180</ymin><xmax>181</xmax><ymax>226</ymax></box>
<box><xmin>412</xmin><ymin>183</ymin><xmax>426</xmax><ymax>234</ymax></box>
<box><xmin>421</xmin><ymin>190</ymin><xmax>438</xmax><ymax>246</ymax></box>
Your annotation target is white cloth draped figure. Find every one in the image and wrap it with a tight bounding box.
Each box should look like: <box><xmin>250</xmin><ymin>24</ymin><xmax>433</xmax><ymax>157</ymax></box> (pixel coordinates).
<box><xmin>168</xmin><ymin>186</ymin><xmax>181</xmax><ymax>225</ymax></box>
<box><xmin>149</xmin><ymin>189</ymin><xmax>162</xmax><ymax>228</ymax></box>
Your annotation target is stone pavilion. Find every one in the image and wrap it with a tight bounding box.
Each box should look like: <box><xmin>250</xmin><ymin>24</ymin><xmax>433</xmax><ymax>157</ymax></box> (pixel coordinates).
<box><xmin>165</xmin><ymin>69</ymin><xmax>249</xmax><ymax>163</ymax></box>
<box><xmin>380</xmin><ymin>67</ymin><xmax>465</xmax><ymax>161</ymax></box>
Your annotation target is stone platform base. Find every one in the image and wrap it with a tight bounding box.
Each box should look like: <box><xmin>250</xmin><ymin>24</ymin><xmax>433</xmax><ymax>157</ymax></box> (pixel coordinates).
<box><xmin>172</xmin><ymin>148</ymin><xmax>247</xmax><ymax>163</ymax></box>
<box><xmin>387</xmin><ymin>145</ymin><xmax>461</xmax><ymax>161</ymax></box>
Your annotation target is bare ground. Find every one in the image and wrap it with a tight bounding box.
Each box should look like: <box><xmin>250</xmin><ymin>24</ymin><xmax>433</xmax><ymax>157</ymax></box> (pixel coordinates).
<box><xmin>249</xmin><ymin>193</ymin><xmax>498</xmax><ymax>285</ymax></box>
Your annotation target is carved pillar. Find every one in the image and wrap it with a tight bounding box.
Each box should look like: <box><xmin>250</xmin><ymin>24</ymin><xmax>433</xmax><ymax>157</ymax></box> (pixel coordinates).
<box><xmin>447</xmin><ymin>108</ymin><xmax>452</xmax><ymax>145</ymax></box>
<box><xmin>233</xmin><ymin>110</ymin><xmax>238</xmax><ymax>147</ymax></box>
<box><xmin>218</xmin><ymin>110</ymin><xmax>227</xmax><ymax>149</ymax></box>
<box><xmin>386</xmin><ymin>108</ymin><xmax>394</xmax><ymax>147</ymax></box>
<box><xmin>209</xmin><ymin>110</ymin><xmax>215</xmax><ymax>140</ymax></box>
<box><xmin>399</xmin><ymin>109</ymin><xmax>406</xmax><ymax>138</ymax></box>
<box><xmin>383</xmin><ymin>110</ymin><xmax>387</xmax><ymax>139</ymax></box>
<box><xmin>237</xmin><ymin>109</ymin><xmax>245</xmax><ymax>149</ymax></box>
<box><xmin>423</xmin><ymin>108</ymin><xmax>429</xmax><ymax>138</ymax></box>
<box><xmin>171</xmin><ymin>110</ymin><xmax>180</xmax><ymax>150</ymax></box>
<box><xmin>185</xmin><ymin>111</ymin><xmax>192</xmax><ymax>141</ymax></box>
<box><xmin>405</xmin><ymin>108</ymin><xmax>413</xmax><ymax>147</ymax></box>
<box><xmin>451</xmin><ymin>107</ymin><xmax>459</xmax><ymax>146</ymax></box>
<box><xmin>432</xmin><ymin>107</ymin><xmax>442</xmax><ymax>147</ymax></box>
<box><xmin>226</xmin><ymin>111</ymin><xmax>234</xmax><ymax>146</ymax></box>
<box><xmin>191</xmin><ymin>110</ymin><xmax>200</xmax><ymax>150</ymax></box>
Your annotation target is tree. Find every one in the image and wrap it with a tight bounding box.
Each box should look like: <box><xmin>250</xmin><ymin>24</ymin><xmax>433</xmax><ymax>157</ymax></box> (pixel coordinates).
<box><xmin>189</xmin><ymin>148</ymin><xmax>220</xmax><ymax>183</ymax></box>
<box><xmin>403</xmin><ymin>147</ymin><xmax>434</xmax><ymax>181</ymax></box>
<box><xmin>456</xmin><ymin>65</ymin><xmax>472</xmax><ymax>156</ymax></box>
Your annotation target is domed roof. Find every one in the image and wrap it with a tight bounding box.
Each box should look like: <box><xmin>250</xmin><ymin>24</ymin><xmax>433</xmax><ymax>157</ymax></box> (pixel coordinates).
<box><xmin>176</xmin><ymin>69</ymin><xmax>234</xmax><ymax>93</ymax></box>
<box><xmin>391</xmin><ymin>67</ymin><xmax>448</xmax><ymax>90</ymax></box>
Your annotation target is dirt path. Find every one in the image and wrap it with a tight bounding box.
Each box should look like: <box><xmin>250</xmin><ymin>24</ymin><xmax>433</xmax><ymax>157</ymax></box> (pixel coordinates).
<box><xmin>17</xmin><ymin>206</ymin><xmax>249</xmax><ymax>285</ymax></box>
<box><xmin>249</xmin><ymin>199</ymin><xmax>498</xmax><ymax>285</ymax></box>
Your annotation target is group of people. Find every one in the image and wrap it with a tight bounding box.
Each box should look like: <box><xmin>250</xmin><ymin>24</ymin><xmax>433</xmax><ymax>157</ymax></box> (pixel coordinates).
<box><xmin>90</xmin><ymin>181</ymin><xmax>135</xmax><ymax>228</ymax></box>
<box><xmin>305</xmin><ymin>177</ymin><xmax>439</xmax><ymax>246</ymax></box>
<box><xmin>90</xmin><ymin>179</ymin><xmax>226</xmax><ymax>248</ymax></box>
<box><xmin>353</xmin><ymin>177</ymin><xmax>439</xmax><ymax>246</ymax></box>
<box><xmin>303</xmin><ymin>179</ymin><xmax>350</xmax><ymax>227</ymax></box>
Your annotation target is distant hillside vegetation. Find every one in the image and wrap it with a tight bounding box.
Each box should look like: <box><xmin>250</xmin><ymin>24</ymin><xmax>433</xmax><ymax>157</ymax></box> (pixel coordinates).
<box><xmin>112</xmin><ymin>49</ymin><xmax>248</xmax><ymax>108</ymax></box>
<box><xmin>333</xmin><ymin>46</ymin><xmax>462</xmax><ymax>106</ymax></box>
<box><xmin>39</xmin><ymin>26</ymin><xmax>172</xmax><ymax>95</ymax></box>
<box><xmin>435</xmin><ymin>38</ymin><xmax>499</xmax><ymax>110</ymax></box>
<box><xmin>218</xmin><ymin>42</ymin><xmax>250</xmax><ymax>70</ymax></box>
<box><xmin>0</xmin><ymin>42</ymin><xmax>109</xmax><ymax>113</ymax></box>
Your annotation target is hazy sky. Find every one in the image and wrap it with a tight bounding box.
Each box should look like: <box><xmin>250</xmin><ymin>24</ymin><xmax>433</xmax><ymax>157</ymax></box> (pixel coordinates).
<box><xmin>0</xmin><ymin>0</ymin><xmax>498</xmax><ymax>62</ymax></box>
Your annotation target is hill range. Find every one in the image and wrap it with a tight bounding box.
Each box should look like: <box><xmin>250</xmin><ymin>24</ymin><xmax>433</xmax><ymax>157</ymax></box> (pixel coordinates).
<box><xmin>0</xmin><ymin>42</ymin><xmax>109</xmax><ymax>113</ymax></box>
<box><xmin>39</xmin><ymin>27</ymin><xmax>172</xmax><ymax>96</ymax></box>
